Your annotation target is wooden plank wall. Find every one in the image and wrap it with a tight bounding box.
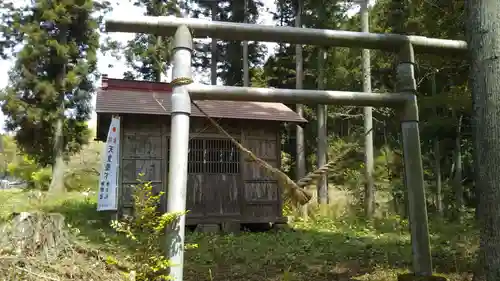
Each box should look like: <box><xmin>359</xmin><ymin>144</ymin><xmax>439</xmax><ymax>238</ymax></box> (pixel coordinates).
<box><xmin>121</xmin><ymin>115</ymin><xmax>166</xmax><ymax>209</ymax></box>
<box><xmin>241</xmin><ymin>124</ymin><xmax>282</xmax><ymax>220</ymax></box>
<box><xmin>118</xmin><ymin>114</ymin><xmax>283</xmax><ymax>222</ymax></box>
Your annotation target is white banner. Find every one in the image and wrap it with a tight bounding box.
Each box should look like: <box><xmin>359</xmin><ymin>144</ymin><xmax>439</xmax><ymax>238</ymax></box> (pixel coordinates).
<box><xmin>97</xmin><ymin>116</ymin><xmax>120</xmax><ymax>211</ymax></box>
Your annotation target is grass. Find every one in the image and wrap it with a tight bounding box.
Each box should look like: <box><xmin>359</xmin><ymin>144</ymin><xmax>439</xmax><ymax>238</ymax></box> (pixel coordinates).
<box><xmin>0</xmin><ymin>189</ymin><xmax>476</xmax><ymax>281</ymax></box>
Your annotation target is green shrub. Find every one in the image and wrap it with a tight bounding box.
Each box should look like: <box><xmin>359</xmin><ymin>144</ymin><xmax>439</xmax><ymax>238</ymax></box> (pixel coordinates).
<box><xmin>111</xmin><ymin>175</ymin><xmax>197</xmax><ymax>280</ymax></box>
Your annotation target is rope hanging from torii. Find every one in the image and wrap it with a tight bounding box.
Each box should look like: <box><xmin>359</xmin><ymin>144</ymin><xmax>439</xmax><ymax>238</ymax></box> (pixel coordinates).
<box><xmin>168</xmin><ymin>77</ymin><xmax>351</xmax><ymax>206</ymax></box>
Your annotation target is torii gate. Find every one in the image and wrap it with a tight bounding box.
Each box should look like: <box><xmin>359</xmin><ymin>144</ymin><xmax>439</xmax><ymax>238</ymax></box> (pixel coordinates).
<box><xmin>105</xmin><ymin>16</ymin><xmax>467</xmax><ymax>281</ymax></box>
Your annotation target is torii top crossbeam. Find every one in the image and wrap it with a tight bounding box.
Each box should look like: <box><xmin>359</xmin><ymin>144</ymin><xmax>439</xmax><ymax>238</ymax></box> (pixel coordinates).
<box><xmin>105</xmin><ymin>16</ymin><xmax>467</xmax><ymax>54</ymax></box>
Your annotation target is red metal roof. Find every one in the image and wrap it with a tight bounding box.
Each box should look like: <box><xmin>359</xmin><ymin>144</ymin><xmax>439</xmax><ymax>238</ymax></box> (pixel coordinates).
<box><xmin>96</xmin><ymin>75</ymin><xmax>307</xmax><ymax>123</ymax></box>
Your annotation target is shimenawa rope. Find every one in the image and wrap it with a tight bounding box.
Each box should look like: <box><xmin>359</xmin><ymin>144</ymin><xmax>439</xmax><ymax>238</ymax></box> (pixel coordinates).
<box><xmin>166</xmin><ymin>77</ymin><xmax>350</xmax><ymax>205</ymax></box>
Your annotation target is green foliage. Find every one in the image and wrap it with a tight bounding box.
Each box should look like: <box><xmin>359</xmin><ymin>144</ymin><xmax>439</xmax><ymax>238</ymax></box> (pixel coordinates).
<box><xmin>184</xmin><ymin>215</ymin><xmax>475</xmax><ymax>281</ymax></box>
<box><xmin>261</xmin><ymin>0</ymin><xmax>471</xmax><ymax>220</ymax></box>
<box><xmin>189</xmin><ymin>0</ymin><xmax>266</xmax><ymax>86</ymax></box>
<box><xmin>265</xmin><ymin>0</ymin><xmax>353</xmax><ymax>178</ymax></box>
<box><xmin>4</xmin><ymin>137</ymin><xmax>102</xmax><ymax>191</ymax></box>
<box><xmin>250</xmin><ymin>67</ymin><xmax>268</xmax><ymax>87</ymax></box>
<box><xmin>123</xmin><ymin>0</ymin><xmax>185</xmax><ymax>81</ymax></box>
<box><xmin>7</xmin><ymin>155</ymin><xmax>51</xmax><ymax>190</ymax></box>
<box><xmin>111</xmin><ymin>175</ymin><xmax>196</xmax><ymax>281</ymax></box>
<box><xmin>0</xmin><ymin>0</ymin><xmax>109</xmax><ymax>167</ymax></box>
<box><xmin>0</xmin><ymin>135</ymin><xmax>21</xmax><ymax>176</ymax></box>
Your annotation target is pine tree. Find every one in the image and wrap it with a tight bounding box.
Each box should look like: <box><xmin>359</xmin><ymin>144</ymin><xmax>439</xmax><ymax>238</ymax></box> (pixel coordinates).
<box><xmin>1</xmin><ymin>0</ymin><xmax>109</xmax><ymax>191</ymax></box>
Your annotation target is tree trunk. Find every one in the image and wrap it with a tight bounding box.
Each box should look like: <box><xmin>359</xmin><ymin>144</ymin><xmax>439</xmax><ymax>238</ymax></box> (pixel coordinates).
<box><xmin>50</xmin><ymin>113</ymin><xmax>65</xmax><ymax>193</ymax></box>
<box><xmin>467</xmin><ymin>1</ymin><xmax>500</xmax><ymax>280</ymax></box>
<box><xmin>383</xmin><ymin>120</ymin><xmax>398</xmax><ymax>214</ymax></box>
<box><xmin>49</xmin><ymin>27</ymin><xmax>67</xmax><ymax>193</ymax></box>
<box><xmin>295</xmin><ymin>0</ymin><xmax>307</xmax><ymax>219</ymax></box>
<box><xmin>211</xmin><ymin>2</ymin><xmax>217</xmax><ymax>86</ymax></box>
<box><xmin>316</xmin><ymin>0</ymin><xmax>328</xmax><ymax>211</ymax></box>
<box><xmin>452</xmin><ymin>112</ymin><xmax>463</xmax><ymax>220</ymax></box>
<box><xmin>361</xmin><ymin>0</ymin><xmax>375</xmax><ymax>219</ymax></box>
<box><xmin>242</xmin><ymin>0</ymin><xmax>249</xmax><ymax>87</ymax></box>
<box><xmin>431</xmin><ymin>72</ymin><xmax>443</xmax><ymax>216</ymax></box>
<box><xmin>155</xmin><ymin>36</ymin><xmax>163</xmax><ymax>82</ymax></box>
<box><xmin>317</xmin><ymin>47</ymin><xmax>328</xmax><ymax>208</ymax></box>
<box><xmin>434</xmin><ymin>138</ymin><xmax>443</xmax><ymax>216</ymax></box>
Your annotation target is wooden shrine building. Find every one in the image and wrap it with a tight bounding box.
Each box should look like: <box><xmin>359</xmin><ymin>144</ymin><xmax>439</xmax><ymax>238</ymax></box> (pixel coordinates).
<box><xmin>95</xmin><ymin>75</ymin><xmax>307</xmax><ymax>226</ymax></box>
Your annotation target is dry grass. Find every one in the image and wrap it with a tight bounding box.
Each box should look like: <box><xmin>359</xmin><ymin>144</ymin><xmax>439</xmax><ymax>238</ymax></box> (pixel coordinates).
<box><xmin>0</xmin><ymin>210</ymin><xmax>124</xmax><ymax>281</ymax></box>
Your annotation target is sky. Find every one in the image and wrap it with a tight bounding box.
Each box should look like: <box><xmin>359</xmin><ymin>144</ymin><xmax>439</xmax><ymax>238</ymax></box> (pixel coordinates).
<box><xmin>0</xmin><ymin>1</ymin><xmax>372</xmax><ymax>132</ymax></box>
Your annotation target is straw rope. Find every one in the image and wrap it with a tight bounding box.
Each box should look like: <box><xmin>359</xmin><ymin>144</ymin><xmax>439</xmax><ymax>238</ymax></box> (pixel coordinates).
<box><xmin>167</xmin><ymin>77</ymin><xmax>351</xmax><ymax>206</ymax></box>
<box><xmin>170</xmin><ymin>77</ymin><xmax>194</xmax><ymax>86</ymax></box>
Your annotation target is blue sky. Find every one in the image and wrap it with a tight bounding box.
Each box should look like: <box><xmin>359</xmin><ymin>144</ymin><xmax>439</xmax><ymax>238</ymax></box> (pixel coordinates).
<box><xmin>0</xmin><ymin>1</ymin><xmax>368</xmax><ymax>132</ymax></box>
